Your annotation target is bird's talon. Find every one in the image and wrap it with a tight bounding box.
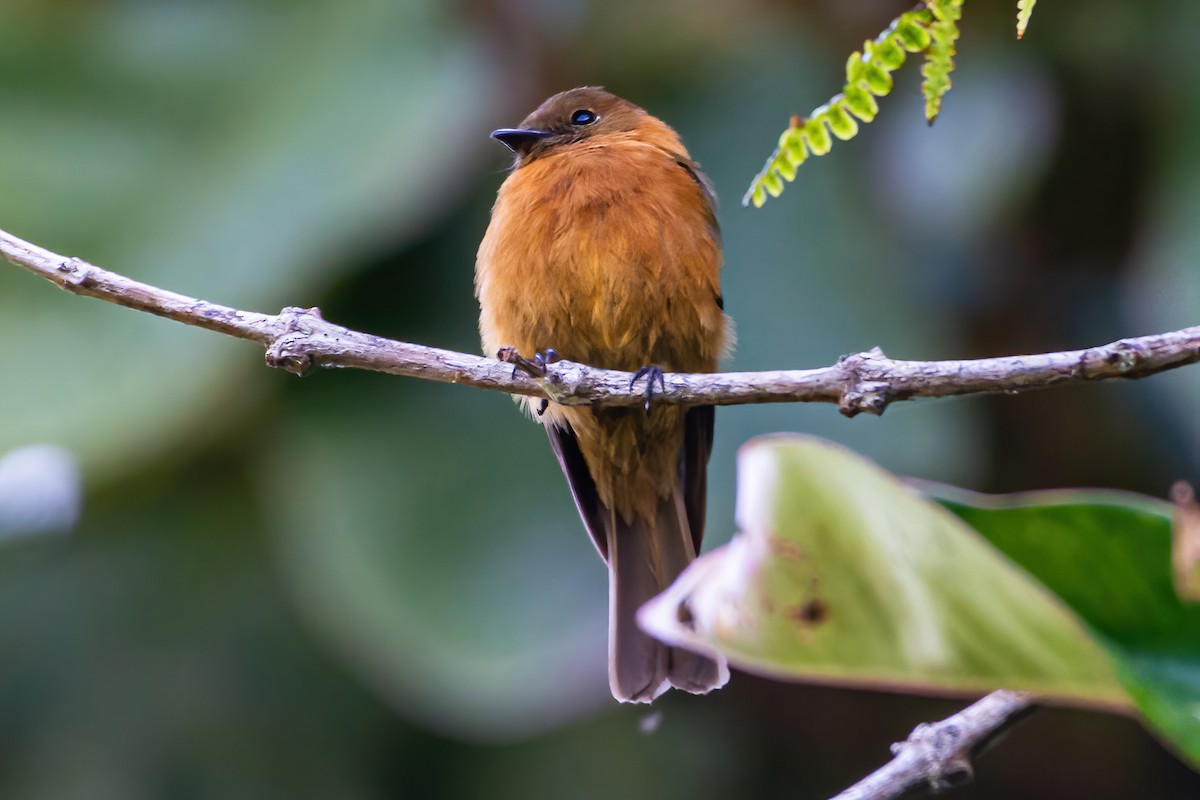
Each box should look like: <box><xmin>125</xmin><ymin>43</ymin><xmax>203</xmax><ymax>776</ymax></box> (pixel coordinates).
<box><xmin>630</xmin><ymin>365</ymin><xmax>666</xmax><ymax>414</ymax></box>
<box><xmin>498</xmin><ymin>346</ymin><xmax>553</xmax><ymax>379</ymax></box>
<box><xmin>531</xmin><ymin>349</ymin><xmax>561</xmax><ymax>374</ymax></box>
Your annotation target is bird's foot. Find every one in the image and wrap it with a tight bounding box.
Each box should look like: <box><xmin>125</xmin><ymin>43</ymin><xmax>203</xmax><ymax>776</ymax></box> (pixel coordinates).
<box><xmin>497</xmin><ymin>347</ymin><xmax>560</xmax><ymax>416</ymax></box>
<box><xmin>630</xmin><ymin>365</ymin><xmax>666</xmax><ymax>414</ymax></box>
<box><xmin>534</xmin><ymin>348</ymin><xmax>560</xmax><ymax>373</ymax></box>
<box><xmin>497</xmin><ymin>346</ymin><xmax>560</xmax><ymax>379</ymax></box>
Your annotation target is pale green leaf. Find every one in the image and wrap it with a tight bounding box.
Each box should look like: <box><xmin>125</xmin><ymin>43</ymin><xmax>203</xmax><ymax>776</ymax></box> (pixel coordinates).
<box><xmin>641</xmin><ymin>435</ymin><xmax>1126</xmax><ymax>704</ymax></box>
<box><xmin>936</xmin><ymin>486</ymin><xmax>1200</xmax><ymax>767</ymax></box>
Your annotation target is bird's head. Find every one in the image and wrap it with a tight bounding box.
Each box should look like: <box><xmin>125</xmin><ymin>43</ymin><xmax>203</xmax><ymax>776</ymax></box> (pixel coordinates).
<box><xmin>491</xmin><ymin>87</ymin><xmax>652</xmax><ymax>165</ymax></box>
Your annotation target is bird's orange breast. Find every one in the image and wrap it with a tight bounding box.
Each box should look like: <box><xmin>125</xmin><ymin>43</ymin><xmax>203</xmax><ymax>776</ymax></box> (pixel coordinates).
<box><xmin>475</xmin><ymin>126</ymin><xmax>730</xmax><ymax>521</ymax></box>
<box><xmin>476</xmin><ymin>132</ymin><xmax>727</xmax><ymax>377</ymax></box>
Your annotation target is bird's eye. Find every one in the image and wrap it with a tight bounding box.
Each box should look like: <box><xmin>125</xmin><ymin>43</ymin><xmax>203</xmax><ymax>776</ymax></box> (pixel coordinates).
<box><xmin>570</xmin><ymin>109</ymin><xmax>597</xmax><ymax>126</ymax></box>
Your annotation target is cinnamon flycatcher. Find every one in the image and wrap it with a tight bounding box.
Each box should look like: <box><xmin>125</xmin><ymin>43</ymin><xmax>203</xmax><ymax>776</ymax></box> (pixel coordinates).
<box><xmin>476</xmin><ymin>87</ymin><xmax>732</xmax><ymax>702</ymax></box>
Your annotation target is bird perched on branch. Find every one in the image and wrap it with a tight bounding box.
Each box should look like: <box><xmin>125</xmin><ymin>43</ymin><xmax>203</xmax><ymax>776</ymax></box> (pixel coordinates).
<box><xmin>476</xmin><ymin>87</ymin><xmax>732</xmax><ymax>702</ymax></box>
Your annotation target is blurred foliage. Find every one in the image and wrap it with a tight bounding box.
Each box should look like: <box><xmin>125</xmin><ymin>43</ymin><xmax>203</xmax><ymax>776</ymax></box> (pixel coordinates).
<box><xmin>0</xmin><ymin>451</ymin><xmax>402</xmax><ymax>799</ymax></box>
<box><xmin>260</xmin><ymin>381</ymin><xmax>610</xmax><ymax>739</ymax></box>
<box><xmin>0</xmin><ymin>445</ymin><xmax>81</xmax><ymax>538</ymax></box>
<box><xmin>0</xmin><ymin>0</ymin><xmax>498</xmax><ymax>476</ymax></box>
<box><xmin>1</xmin><ymin>0</ymin><xmax>1199</xmax><ymax>797</ymax></box>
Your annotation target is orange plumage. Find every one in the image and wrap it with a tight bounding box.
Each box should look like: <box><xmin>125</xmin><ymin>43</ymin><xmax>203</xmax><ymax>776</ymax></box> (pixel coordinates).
<box><xmin>476</xmin><ymin>87</ymin><xmax>732</xmax><ymax>702</ymax></box>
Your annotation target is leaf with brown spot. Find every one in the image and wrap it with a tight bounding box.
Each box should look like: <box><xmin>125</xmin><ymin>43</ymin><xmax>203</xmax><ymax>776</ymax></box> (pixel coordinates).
<box><xmin>640</xmin><ymin>435</ymin><xmax>1123</xmax><ymax>704</ymax></box>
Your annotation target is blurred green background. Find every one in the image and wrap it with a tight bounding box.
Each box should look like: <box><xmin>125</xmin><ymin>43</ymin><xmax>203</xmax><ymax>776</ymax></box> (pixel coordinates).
<box><xmin>2</xmin><ymin>0</ymin><xmax>1199</xmax><ymax>796</ymax></box>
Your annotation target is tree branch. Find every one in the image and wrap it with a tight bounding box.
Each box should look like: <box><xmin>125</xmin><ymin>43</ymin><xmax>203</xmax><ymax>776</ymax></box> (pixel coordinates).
<box><xmin>4</xmin><ymin>226</ymin><xmax>1199</xmax><ymax>416</ymax></box>
<box><xmin>830</xmin><ymin>690</ymin><xmax>1035</xmax><ymax>800</ymax></box>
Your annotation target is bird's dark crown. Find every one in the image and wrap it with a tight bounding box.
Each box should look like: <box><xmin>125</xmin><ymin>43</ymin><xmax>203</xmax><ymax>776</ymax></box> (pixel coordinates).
<box><xmin>491</xmin><ymin>87</ymin><xmax>647</xmax><ymax>163</ymax></box>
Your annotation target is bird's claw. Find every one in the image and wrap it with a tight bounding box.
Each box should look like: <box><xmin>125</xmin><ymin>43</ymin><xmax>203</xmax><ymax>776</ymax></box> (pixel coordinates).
<box><xmin>535</xmin><ymin>348</ymin><xmax>560</xmax><ymax>373</ymax></box>
<box><xmin>630</xmin><ymin>365</ymin><xmax>666</xmax><ymax>413</ymax></box>
<box><xmin>498</xmin><ymin>346</ymin><xmax>560</xmax><ymax>380</ymax></box>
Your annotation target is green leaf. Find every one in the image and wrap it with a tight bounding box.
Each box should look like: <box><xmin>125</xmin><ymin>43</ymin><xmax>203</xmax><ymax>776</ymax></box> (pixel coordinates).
<box><xmin>802</xmin><ymin>118</ymin><xmax>832</xmax><ymax>156</ymax></box>
<box><xmin>775</xmin><ymin>157</ymin><xmax>798</xmax><ymax>182</ymax></box>
<box><xmin>861</xmin><ymin>60</ymin><xmax>895</xmax><ymax>96</ymax></box>
<box><xmin>1017</xmin><ymin>0</ymin><xmax>1037</xmax><ymax>39</ymax></box>
<box><xmin>824</xmin><ymin>103</ymin><xmax>860</xmax><ymax>141</ymax></box>
<box><xmin>871</xmin><ymin>37</ymin><xmax>908</xmax><ymax>70</ymax></box>
<box><xmin>842</xmin><ymin>85</ymin><xmax>880</xmax><ymax>122</ymax></box>
<box><xmin>641</xmin><ymin>435</ymin><xmax>1126</xmax><ymax>705</ymax></box>
<box><xmin>935</xmin><ymin>487</ymin><xmax>1200</xmax><ymax>767</ymax></box>
<box><xmin>895</xmin><ymin>17</ymin><xmax>933</xmax><ymax>53</ymax></box>
<box><xmin>742</xmin><ymin>7</ymin><xmax>932</xmax><ymax>207</ymax></box>
<box><xmin>784</xmin><ymin>130</ymin><xmax>809</xmax><ymax>165</ymax></box>
<box><xmin>763</xmin><ymin>169</ymin><xmax>785</xmax><ymax>197</ymax></box>
<box><xmin>922</xmin><ymin>0</ymin><xmax>963</xmax><ymax>123</ymax></box>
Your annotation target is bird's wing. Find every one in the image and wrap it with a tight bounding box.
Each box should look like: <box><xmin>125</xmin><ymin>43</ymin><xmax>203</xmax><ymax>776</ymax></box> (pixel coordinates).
<box><xmin>545</xmin><ymin>422</ymin><xmax>609</xmax><ymax>561</ymax></box>
<box><xmin>681</xmin><ymin>404</ymin><xmax>715</xmax><ymax>555</ymax></box>
<box><xmin>673</xmin><ymin>157</ymin><xmax>720</xmax><ymax>242</ymax></box>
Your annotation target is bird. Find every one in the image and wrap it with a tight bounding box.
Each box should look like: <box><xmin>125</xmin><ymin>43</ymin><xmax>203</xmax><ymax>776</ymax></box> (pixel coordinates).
<box><xmin>475</xmin><ymin>87</ymin><xmax>732</xmax><ymax>703</ymax></box>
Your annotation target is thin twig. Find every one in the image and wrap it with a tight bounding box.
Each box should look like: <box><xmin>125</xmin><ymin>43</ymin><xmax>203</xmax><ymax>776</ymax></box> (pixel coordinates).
<box><xmin>830</xmin><ymin>690</ymin><xmax>1035</xmax><ymax>800</ymax></box>
<box><xmin>4</xmin><ymin>227</ymin><xmax>1200</xmax><ymax>417</ymax></box>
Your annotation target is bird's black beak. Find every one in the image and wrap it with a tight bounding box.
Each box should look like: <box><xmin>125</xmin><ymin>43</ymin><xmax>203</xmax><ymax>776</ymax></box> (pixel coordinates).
<box><xmin>491</xmin><ymin>128</ymin><xmax>553</xmax><ymax>153</ymax></box>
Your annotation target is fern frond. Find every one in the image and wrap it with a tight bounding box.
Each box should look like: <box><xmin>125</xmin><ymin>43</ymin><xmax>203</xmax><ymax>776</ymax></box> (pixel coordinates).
<box><xmin>1016</xmin><ymin>0</ymin><xmax>1036</xmax><ymax>39</ymax></box>
<box><xmin>743</xmin><ymin>8</ymin><xmax>933</xmax><ymax>208</ymax></box>
<box><xmin>922</xmin><ymin>0</ymin><xmax>963</xmax><ymax>124</ymax></box>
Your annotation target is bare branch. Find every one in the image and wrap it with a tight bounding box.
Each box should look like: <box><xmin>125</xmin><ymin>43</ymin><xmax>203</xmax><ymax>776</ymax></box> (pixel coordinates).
<box><xmin>4</xmin><ymin>227</ymin><xmax>1200</xmax><ymax>416</ymax></box>
<box><xmin>830</xmin><ymin>690</ymin><xmax>1035</xmax><ymax>800</ymax></box>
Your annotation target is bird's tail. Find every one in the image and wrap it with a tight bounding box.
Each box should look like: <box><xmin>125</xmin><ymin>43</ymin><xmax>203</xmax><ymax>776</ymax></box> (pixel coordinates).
<box><xmin>607</xmin><ymin>487</ymin><xmax>728</xmax><ymax>703</ymax></box>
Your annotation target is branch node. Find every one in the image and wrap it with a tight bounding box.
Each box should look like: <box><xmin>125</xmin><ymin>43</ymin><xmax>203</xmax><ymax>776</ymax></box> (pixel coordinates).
<box><xmin>265</xmin><ymin>334</ymin><xmax>316</xmax><ymax>377</ymax></box>
<box><xmin>838</xmin><ymin>345</ymin><xmax>887</xmax><ymax>365</ymax></box>
<box><xmin>1070</xmin><ymin>353</ymin><xmax>1087</xmax><ymax>379</ymax></box>
<box><xmin>279</xmin><ymin>305</ymin><xmax>324</xmax><ymax>323</ymax></box>
<box><xmin>1106</xmin><ymin>339</ymin><xmax>1147</xmax><ymax>374</ymax></box>
<box><xmin>831</xmin><ymin>690</ymin><xmax>1033</xmax><ymax>800</ymax></box>
<box><xmin>264</xmin><ymin>306</ymin><xmax>328</xmax><ymax>377</ymax></box>
<box><xmin>57</xmin><ymin>257</ymin><xmax>93</xmax><ymax>288</ymax></box>
<box><xmin>898</xmin><ymin>721</ymin><xmax>974</xmax><ymax>790</ymax></box>
<box><xmin>839</xmin><ymin>382</ymin><xmax>892</xmax><ymax>417</ymax></box>
<box><xmin>837</xmin><ymin>348</ymin><xmax>892</xmax><ymax>417</ymax></box>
